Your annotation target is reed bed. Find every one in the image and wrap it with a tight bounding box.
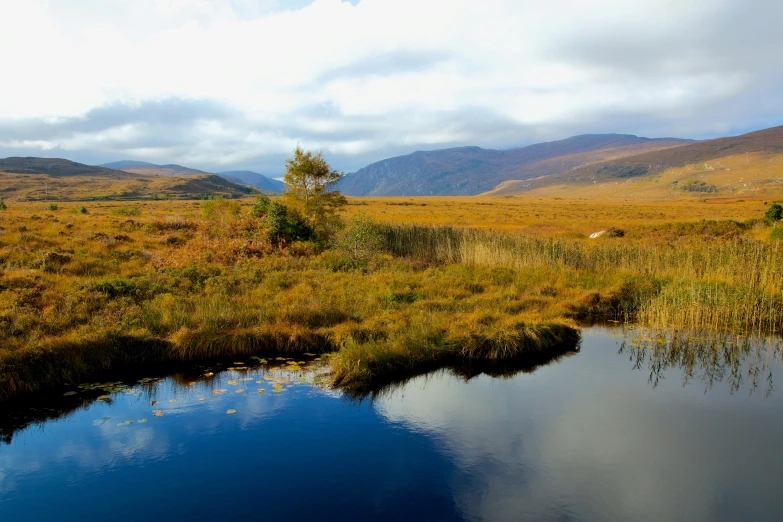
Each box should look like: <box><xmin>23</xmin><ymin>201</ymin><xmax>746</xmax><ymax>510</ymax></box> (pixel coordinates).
<box><xmin>379</xmin><ymin>224</ymin><xmax>783</xmax><ymax>334</ymax></box>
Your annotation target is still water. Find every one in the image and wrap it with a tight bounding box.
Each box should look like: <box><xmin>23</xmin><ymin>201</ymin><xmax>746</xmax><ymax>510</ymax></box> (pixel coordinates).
<box><xmin>2</xmin><ymin>327</ymin><xmax>783</xmax><ymax>522</ymax></box>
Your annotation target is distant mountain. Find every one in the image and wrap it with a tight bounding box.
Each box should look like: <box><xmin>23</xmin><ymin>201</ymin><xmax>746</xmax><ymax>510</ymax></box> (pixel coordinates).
<box><xmin>339</xmin><ymin>134</ymin><xmax>692</xmax><ymax>196</ymax></box>
<box><xmin>487</xmin><ymin>126</ymin><xmax>783</xmax><ymax>198</ymax></box>
<box><xmin>219</xmin><ymin>170</ymin><xmax>285</xmax><ymax>194</ymax></box>
<box><xmin>1</xmin><ymin>157</ymin><xmax>257</xmax><ymax>201</ymax></box>
<box><xmin>100</xmin><ymin>161</ymin><xmax>212</xmax><ymax>177</ymax></box>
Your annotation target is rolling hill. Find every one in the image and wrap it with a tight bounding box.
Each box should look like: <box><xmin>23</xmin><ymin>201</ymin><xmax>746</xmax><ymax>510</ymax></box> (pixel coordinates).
<box><xmin>0</xmin><ymin>157</ymin><xmax>257</xmax><ymax>201</ymax></box>
<box><xmin>100</xmin><ymin>160</ymin><xmax>215</xmax><ymax>177</ymax></box>
<box><xmin>101</xmin><ymin>161</ymin><xmax>283</xmax><ymax>194</ymax></box>
<box><xmin>218</xmin><ymin>171</ymin><xmax>284</xmax><ymax>194</ymax></box>
<box><xmin>486</xmin><ymin>126</ymin><xmax>783</xmax><ymax>199</ymax></box>
<box><xmin>338</xmin><ymin>134</ymin><xmax>692</xmax><ymax>196</ymax></box>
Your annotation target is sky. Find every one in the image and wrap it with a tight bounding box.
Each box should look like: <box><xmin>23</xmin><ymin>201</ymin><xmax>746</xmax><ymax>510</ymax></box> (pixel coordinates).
<box><xmin>0</xmin><ymin>0</ymin><xmax>781</xmax><ymax>176</ymax></box>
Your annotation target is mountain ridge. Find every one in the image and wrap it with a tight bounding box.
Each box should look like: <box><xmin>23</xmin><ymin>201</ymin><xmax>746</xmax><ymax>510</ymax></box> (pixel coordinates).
<box><xmin>338</xmin><ymin>133</ymin><xmax>693</xmax><ymax>196</ymax></box>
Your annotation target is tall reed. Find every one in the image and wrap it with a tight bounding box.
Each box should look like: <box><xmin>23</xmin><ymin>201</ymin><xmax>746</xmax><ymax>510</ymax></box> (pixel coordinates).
<box><xmin>379</xmin><ymin>224</ymin><xmax>783</xmax><ymax>334</ymax></box>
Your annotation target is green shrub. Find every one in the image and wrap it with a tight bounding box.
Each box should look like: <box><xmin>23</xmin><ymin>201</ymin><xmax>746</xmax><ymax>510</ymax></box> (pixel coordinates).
<box><xmin>765</xmin><ymin>203</ymin><xmax>783</xmax><ymax>223</ymax></box>
<box><xmin>771</xmin><ymin>227</ymin><xmax>783</xmax><ymax>240</ymax></box>
<box><xmin>335</xmin><ymin>214</ymin><xmax>385</xmax><ymax>267</ymax></box>
<box><xmin>0</xmin><ymin>199</ymin><xmax>6</xmax><ymax>211</ymax></box>
<box><xmin>47</xmin><ymin>203</ymin><xmax>58</xmax><ymax>211</ymax></box>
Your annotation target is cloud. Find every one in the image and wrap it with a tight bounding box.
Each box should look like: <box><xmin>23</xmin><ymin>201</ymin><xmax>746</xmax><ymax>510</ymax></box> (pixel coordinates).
<box><xmin>0</xmin><ymin>0</ymin><xmax>781</xmax><ymax>174</ymax></box>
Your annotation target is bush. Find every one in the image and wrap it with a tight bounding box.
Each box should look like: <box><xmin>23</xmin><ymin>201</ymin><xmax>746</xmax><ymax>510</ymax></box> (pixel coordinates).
<box><xmin>0</xmin><ymin>199</ymin><xmax>6</xmax><ymax>211</ymax></box>
<box><xmin>335</xmin><ymin>214</ymin><xmax>385</xmax><ymax>267</ymax></box>
<box><xmin>771</xmin><ymin>227</ymin><xmax>783</xmax><ymax>240</ymax></box>
<box><xmin>47</xmin><ymin>204</ymin><xmax>58</xmax><ymax>211</ymax></box>
<box><xmin>765</xmin><ymin>203</ymin><xmax>783</xmax><ymax>223</ymax></box>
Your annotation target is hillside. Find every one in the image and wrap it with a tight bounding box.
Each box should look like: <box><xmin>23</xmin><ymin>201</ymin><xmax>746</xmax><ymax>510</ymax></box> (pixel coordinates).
<box><xmin>0</xmin><ymin>157</ymin><xmax>257</xmax><ymax>201</ymax></box>
<box><xmin>101</xmin><ymin>161</ymin><xmax>283</xmax><ymax>194</ymax></box>
<box><xmin>339</xmin><ymin>134</ymin><xmax>691</xmax><ymax>196</ymax></box>
<box><xmin>100</xmin><ymin>161</ymin><xmax>213</xmax><ymax>177</ymax></box>
<box><xmin>487</xmin><ymin>126</ymin><xmax>783</xmax><ymax>198</ymax></box>
<box><xmin>219</xmin><ymin>170</ymin><xmax>285</xmax><ymax>194</ymax></box>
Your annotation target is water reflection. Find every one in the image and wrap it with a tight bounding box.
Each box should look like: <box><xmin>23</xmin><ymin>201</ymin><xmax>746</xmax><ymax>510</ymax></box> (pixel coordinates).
<box><xmin>375</xmin><ymin>328</ymin><xmax>783</xmax><ymax>522</ymax></box>
<box><xmin>2</xmin><ymin>328</ymin><xmax>783</xmax><ymax>522</ymax></box>
<box><xmin>619</xmin><ymin>329</ymin><xmax>783</xmax><ymax>396</ymax></box>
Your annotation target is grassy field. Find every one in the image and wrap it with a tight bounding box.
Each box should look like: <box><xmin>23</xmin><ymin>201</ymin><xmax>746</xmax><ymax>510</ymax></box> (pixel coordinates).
<box><xmin>1</xmin><ymin>196</ymin><xmax>781</xmax><ymax>400</ymax></box>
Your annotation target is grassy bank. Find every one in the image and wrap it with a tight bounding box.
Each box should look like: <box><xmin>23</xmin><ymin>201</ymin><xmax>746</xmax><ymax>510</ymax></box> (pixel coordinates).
<box><xmin>1</xmin><ymin>199</ymin><xmax>781</xmax><ymax>400</ymax></box>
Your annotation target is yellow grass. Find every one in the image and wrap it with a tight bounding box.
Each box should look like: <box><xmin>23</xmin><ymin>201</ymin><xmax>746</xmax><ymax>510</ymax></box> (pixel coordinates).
<box><xmin>1</xmin><ymin>195</ymin><xmax>781</xmax><ymax>400</ymax></box>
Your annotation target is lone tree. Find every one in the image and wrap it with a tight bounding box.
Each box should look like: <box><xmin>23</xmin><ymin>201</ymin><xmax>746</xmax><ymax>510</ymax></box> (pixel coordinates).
<box><xmin>283</xmin><ymin>146</ymin><xmax>347</xmax><ymax>238</ymax></box>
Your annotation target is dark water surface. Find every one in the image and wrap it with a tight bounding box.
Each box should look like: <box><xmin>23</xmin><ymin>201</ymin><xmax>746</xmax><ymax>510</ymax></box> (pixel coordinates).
<box><xmin>2</xmin><ymin>328</ymin><xmax>783</xmax><ymax>522</ymax></box>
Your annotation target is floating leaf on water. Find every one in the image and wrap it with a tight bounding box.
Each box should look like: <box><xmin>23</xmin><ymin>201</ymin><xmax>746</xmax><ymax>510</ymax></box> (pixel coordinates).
<box><xmin>203</xmin><ymin>372</ymin><xmax>214</xmax><ymax>377</ymax></box>
<box><xmin>256</xmin><ymin>380</ymin><xmax>265</xmax><ymax>384</ymax></box>
<box><xmin>168</xmin><ymin>399</ymin><xmax>177</xmax><ymax>403</ymax></box>
<box><xmin>198</xmin><ymin>397</ymin><xmax>207</xmax><ymax>401</ymax></box>
<box><xmin>187</xmin><ymin>382</ymin><xmax>196</xmax><ymax>386</ymax></box>
<box><xmin>241</xmin><ymin>377</ymin><xmax>253</xmax><ymax>381</ymax></box>
<box><xmin>152</xmin><ymin>410</ymin><xmax>164</xmax><ymax>417</ymax></box>
<box><xmin>257</xmin><ymin>388</ymin><xmax>265</xmax><ymax>393</ymax></box>
<box><xmin>227</xmin><ymin>380</ymin><xmax>239</xmax><ymax>386</ymax></box>
<box><xmin>63</xmin><ymin>391</ymin><xmax>78</xmax><ymax>396</ymax></box>
<box><xmin>151</xmin><ymin>400</ymin><xmax>157</xmax><ymax>405</ymax></box>
<box><xmin>96</xmin><ymin>395</ymin><xmax>111</xmax><ymax>401</ymax></box>
<box><xmin>226</xmin><ymin>409</ymin><xmax>237</xmax><ymax>415</ymax></box>
<box><xmin>259</xmin><ymin>359</ymin><xmax>268</xmax><ymax>364</ymax></box>
<box><xmin>303</xmin><ymin>353</ymin><xmax>316</xmax><ymax>356</ymax></box>
<box><xmin>235</xmin><ymin>367</ymin><xmax>249</xmax><ymax>371</ymax></box>
<box><xmin>227</xmin><ymin>367</ymin><xmax>236</xmax><ymax>371</ymax></box>
<box><xmin>213</xmin><ymin>389</ymin><xmax>226</xmax><ymax>395</ymax></box>
<box><xmin>275</xmin><ymin>357</ymin><xmax>287</xmax><ymax>361</ymax></box>
<box><xmin>234</xmin><ymin>362</ymin><xmax>244</xmax><ymax>365</ymax></box>
<box><xmin>235</xmin><ymin>389</ymin><xmax>245</xmax><ymax>393</ymax></box>
<box><xmin>138</xmin><ymin>419</ymin><xmax>147</xmax><ymax>423</ymax></box>
<box><xmin>93</xmin><ymin>416</ymin><xmax>111</xmax><ymax>426</ymax></box>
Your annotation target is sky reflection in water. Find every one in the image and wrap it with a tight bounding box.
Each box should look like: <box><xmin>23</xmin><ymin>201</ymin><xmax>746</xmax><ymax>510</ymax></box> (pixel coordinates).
<box><xmin>1</xmin><ymin>328</ymin><xmax>782</xmax><ymax>522</ymax></box>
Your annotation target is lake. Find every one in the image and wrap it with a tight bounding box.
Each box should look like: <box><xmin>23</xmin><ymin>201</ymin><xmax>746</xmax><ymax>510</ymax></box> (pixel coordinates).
<box><xmin>1</xmin><ymin>327</ymin><xmax>782</xmax><ymax>521</ymax></box>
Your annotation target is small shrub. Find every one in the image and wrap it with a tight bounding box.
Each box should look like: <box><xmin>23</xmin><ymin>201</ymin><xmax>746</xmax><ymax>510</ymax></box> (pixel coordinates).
<box><xmin>771</xmin><ymin>227</ymin><xmax>783</xmax><ymax>240</ymax></box>
<box><xmin>335</xmin><ymin>214</ymin><xmax>385</xmax><ymax>267</ymax></box>
<box><xmin>47</xmin><ymin>203</ymin><xmax>58</xmax><ymax>211</ymax></box>
<box><xmin>765</xmin><ymin>203</ymin><xmax>783</xmax><ymax>223</ymax></box>
<box><xmin>0</xmin><ymin>199</ymin><xmax>6</xmax><ymax>211</ymax></box>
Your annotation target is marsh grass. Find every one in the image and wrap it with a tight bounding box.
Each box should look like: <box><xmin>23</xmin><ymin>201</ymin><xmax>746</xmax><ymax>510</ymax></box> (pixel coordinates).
<box><xmin>1</xmin><ymin>199</ymin><xmax>782</xmax><ymax>400</ymax></box>
<box><xmin>379</xmin><ymin>224</ymin><xmax>783</xmax><ymax>334</ymax></box>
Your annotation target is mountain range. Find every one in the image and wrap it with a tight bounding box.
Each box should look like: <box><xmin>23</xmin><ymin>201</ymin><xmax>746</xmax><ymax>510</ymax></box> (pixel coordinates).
<box><xmin>3</xmin><ymin>126</ymin><xmax>782</xmax><ymax>201</ymax></box>
<box><xmin>100</xmin><ymin>161</ymin><xmax>284</xmax><ymax>193</ymax></box>
<box><xmin>338</xmin><ymin>134</ymin><xmax>693</xmax><ymax>196</ymax></box>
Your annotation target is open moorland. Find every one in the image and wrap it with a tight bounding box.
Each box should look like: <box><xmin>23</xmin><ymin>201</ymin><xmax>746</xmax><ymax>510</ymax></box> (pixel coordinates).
<box><xmin>2</xmin><ymin>194</ymin><xmax>783</xmax><ymax>401</ymax></box>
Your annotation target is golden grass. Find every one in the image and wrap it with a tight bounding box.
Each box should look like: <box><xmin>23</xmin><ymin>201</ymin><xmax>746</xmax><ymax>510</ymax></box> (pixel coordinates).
<box><xmin>1</xmin><ymin>196</ymin><xmax>781</xmax><ymax>400</ymax></box>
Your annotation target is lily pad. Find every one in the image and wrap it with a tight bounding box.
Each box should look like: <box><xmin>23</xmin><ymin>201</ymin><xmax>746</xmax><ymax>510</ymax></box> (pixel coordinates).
<box><xmin>235</xmin><ymin>389</ymin><xmax>245</xmax><ymax>393</ymax></box>
<box><xmin>257</xmin><ymin>388</ymin><xmax>265</xmax><ymax>393</ymax></box>
<box><xmin>63</xmin><ymin>391</ymin><xmax>78</xmax><ymax>396</ymax></box>
<box><xmin>226</xmin><ymin>409</ymin><xmax>237</xmax><ymax>415</ymax></box>
<box><xmin>227</xmin><ymin>380</ymin><xmax>239</xmax><ymax>386</ymax></box>
<box><xmin>168</xmin><ymin>399</ymin><xmax>177</xmax><ymax>403</ymax></box>
<box><xmin>138</xmin><ymin>419</ymin><xmax>147</xmax><ymax>423</ymax></box>
<box><xmin>213</xmin><ymin>389</ymin><xmax>226</xmax><ymax>395</ymax></box>
<box><xmin>152</xmin><ymin>410</ymin><xmax>164</xmax><ymax>417</ymax></box>
<box><xmin>198</xmin><ymin>397</ymin><xmax>207</xmax><ymax>401</ymax></box>
<box><xmin>96</xmin><ymin>395</ymin><xmax>111</xmax><ymax>401</ymax></box>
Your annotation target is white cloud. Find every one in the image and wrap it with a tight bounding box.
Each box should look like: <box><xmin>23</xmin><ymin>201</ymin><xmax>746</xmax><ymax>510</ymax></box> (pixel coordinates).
<box><xmin>0</xmin><ymin>0</ymin><xmax>781</xmax><ymax>173</ymax></box>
